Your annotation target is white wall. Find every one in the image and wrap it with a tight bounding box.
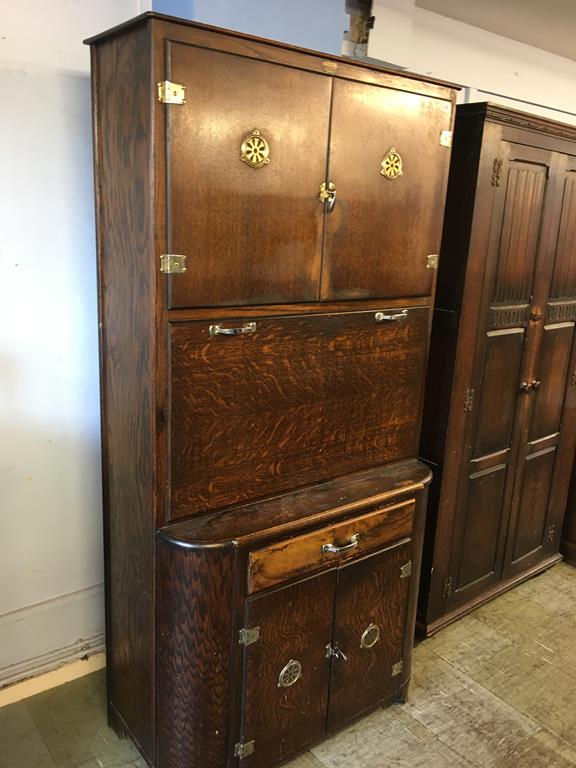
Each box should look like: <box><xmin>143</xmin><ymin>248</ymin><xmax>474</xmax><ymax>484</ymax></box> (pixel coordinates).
<box><xmin>368</xmin><ymin>2</ymin><xmax>576</xmax><ymax>124</ymax></box>
<box><xmin>0</xmin><ymin>0</ymin><xmax>150</xmax><ymax>688</ymax></box>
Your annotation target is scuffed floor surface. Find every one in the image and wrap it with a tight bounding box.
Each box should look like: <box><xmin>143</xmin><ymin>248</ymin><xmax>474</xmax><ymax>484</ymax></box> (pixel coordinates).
<box><xmin>2</xmin><ymin>562</ymin><xmax>576</xmax><ymax>768</ymax></box>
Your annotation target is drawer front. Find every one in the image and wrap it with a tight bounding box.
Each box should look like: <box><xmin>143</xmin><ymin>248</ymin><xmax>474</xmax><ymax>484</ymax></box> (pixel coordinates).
<box><xmin>248</xmin><ymin>499</ymin><xmax>415</xmax><ymax>593</ymax></box>
<box><xmin>169</xmin><ymin>307</ymin><xmax>428</xmax><ymax>519</ymax></box>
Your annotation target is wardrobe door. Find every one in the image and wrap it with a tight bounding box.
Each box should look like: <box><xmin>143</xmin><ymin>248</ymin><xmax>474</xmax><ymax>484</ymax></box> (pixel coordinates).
<box><xmin>239</xmin><ymin>570</ymin><xmax>336</xmax><ymax>768</ymax></box>
<box><xmin>506</xmin><ymin>164</ymin><xmax>576</xmax><ymax>576</ymax></box>
<box><xmin>165</xmin><ymin>42</ymin><xmax>331</xmax><ymax>308</ymax></box>
<box><xmin>327</xmin><ymin>542</ymin><xmax>411</xmax><ymax>731</ymax></box>
<box><xmin>446</xmin><ymin>152</ymin><xmax>550</xmax><ymax>610</ymax></box>
<box><xmin>321</xmin><ymin>79</ymin><xmax>453</xmax><ymax>300</ymax></box>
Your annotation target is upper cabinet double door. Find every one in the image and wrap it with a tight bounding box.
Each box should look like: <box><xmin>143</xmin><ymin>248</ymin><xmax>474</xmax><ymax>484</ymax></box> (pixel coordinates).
<box><xmin>164</xmin><ymin>42</ymin><xmax>453</xmax><ymax>308</ymax></box>
<box><xmin>448</xmin><ymin>142</ymin><xmax>576</xmax><ymax>609</ymax></box>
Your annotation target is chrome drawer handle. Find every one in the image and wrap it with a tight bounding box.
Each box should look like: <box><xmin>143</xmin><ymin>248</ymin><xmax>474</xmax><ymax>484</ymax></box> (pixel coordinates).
<box><xmin>322</xmin><ymin>533</ymin><xmax>360</xmax><ymax>555</ymax></box>
<box><xmin>209</xmin><ymin>322</ymin><xmax>256</xmax><ymax>337</ymax></box>
<box><xmin>375</xmin><ymin>310</ymin><xmax>408</xmax><ymax>322</ymax></box>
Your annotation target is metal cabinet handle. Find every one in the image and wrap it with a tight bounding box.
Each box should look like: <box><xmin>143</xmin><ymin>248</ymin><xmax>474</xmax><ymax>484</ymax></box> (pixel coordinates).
<box><xmin>326</xmin><ymin>643</ymin><xmax>348</xmax><ymax>662</ymax></box>
<box><xmin>375</xmin><ymin>310</ymin><xmax>408</xmax><ymax>322</ymax></box>
<box><xmin>531</xmin><ymin>379</ymin><xmax>542</xmax><ymax>390</ymax></box>
<box><xmin>322</xmin><ymin>533</ymin><xmax>360</xmax><ymax>555</ymax></box>
<box><xmin>520</xmin><ymin>381</ymin><xmax>532</xmax><ymax>393</ymax></box>
<box><xmin>319</xmin><ymin>181</ymin><xmax>336</xmax><ymax>212</ymax></box>
<box><xmin>209</xmin><ymin>322</ymin><xmax>256</xmax><ymax>337</ymax></box>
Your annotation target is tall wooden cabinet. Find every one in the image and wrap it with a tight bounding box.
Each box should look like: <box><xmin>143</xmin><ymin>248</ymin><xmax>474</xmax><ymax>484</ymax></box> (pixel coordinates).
<box><xmin>419</xmin><ymin>103</ymin><xmax>576</xmax><ymax>635</ymax></box>
<box><xmin>87</xmin><ymin>12</ymin><xmax>456</xmax><ymax>768</ymax></box>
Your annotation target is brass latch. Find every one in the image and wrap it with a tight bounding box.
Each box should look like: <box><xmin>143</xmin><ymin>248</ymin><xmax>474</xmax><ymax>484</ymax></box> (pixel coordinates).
<box><xmin>160</xmin><ymin>254</ymin><xmax>187</xmax><ymax>274</ymax></box>
<box><xmin>319</xmin><ymin>181</ymin><xmax>337</xmax><ymax>212</ymax></box>
<box><xmin>234</xmin><ymin>741</ymin><xmax>255</xmax><ymax>759</ymax></box>
<box><xmin>439</xmin><ymin>130</ymin><xmax>453</xmax><ymax>147</ymax></box>
<box><xmin>426</xmin><ymin>254</ymin><xmax>439</xmax><ymax>270</ymax></box>
<box><xmin>238</xmin><ymin>626</ymin><xmax>260</xmax><ymax>646</ymax></box>
<box><xmin>157</xmin><ymin>80</ymin><xmax>186</xmax><ymax>104</ymax></box>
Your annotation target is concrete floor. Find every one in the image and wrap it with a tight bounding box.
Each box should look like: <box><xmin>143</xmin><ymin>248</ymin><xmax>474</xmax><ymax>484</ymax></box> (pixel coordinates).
<box><xmin>2</xmin><ymin>562</ymin><xmax>576</xmax><ymax>768</ymax></box>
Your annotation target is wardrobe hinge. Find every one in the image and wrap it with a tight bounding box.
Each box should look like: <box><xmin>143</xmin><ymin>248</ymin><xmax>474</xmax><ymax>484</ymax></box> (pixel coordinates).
<box><xmin>426</xmin><ymin>254</ymin><xmax>439</xmax><ymax>270</ymax></box>
<box><xmin>157</xmin><ymin>80</ymin><xmax>186</xmax><ymax>104</ymax></box>
<box><xmin>392</xmin><ymin>660</ymin><xmax>404</xmax><ymax>676</ymax></box>
<box><xmin>547</xmin><ymin>524</ymin><xmax>557</xmax><ymax>544</ymax></box>
<box><xmin>439</xmin><ymin>130</ymin><xmax>453</xmax><ymax>147</ymax></box>
<box><xmin>238</xmin><ymin>626</ymin><xmax>260</xmax><ymax>646</ymax></box>
<box><xmin>400</xmin><ymin>561</ymin><xmax>412</xmax><ymax>578</ymax></box>
<box><xmin>234</xmin><ymin>740</ymin><xmax>255</xmax><ymax>759</ymax></box>
<box><xmin>160</xmin><ymin>254</ymin><xmax>187</xmax><ymax>274</ymax></box>
<box><xmin>443</xmin><ymin>576</ymin><xmax>453</xmax><ymax>598</ymax></box>
<box><xmin>464</xmin><ymin>389</ymin><xmax>475</xmax><ymax>412</ymax></box>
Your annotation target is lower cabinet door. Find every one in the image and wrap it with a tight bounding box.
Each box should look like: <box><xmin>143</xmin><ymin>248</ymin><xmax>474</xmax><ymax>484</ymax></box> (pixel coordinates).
<box><xmin>327</xmin><ymin>542</ymin><xmax>412</xmax><ymax>731</ymax></box>
<box><xmin>240</xmin><ymin>570</ymin><xmax>337</xmax><ymax>767</ymax></box>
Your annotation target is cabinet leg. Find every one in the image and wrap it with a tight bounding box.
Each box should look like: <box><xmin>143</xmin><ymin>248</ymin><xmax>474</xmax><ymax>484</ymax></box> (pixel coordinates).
<box><xmin>396</xmin><ymin>676</ymin><xmax>411</xmax><ymax>704</ymax></box>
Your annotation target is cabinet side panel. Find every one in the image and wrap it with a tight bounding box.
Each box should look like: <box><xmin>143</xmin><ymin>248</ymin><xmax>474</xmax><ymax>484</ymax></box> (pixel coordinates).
<box><xmin>92</xmin><ymin>25</ymin><xmax>156</xmax><ymax>761</ymax></box>
<box><xmin>156</xmin><ymin>542</ymin><xmax>237</xmax><ymax>768</ymax></box>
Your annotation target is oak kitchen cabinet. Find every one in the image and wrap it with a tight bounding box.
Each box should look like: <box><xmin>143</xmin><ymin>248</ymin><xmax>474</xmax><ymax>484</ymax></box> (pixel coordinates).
<box><xmin>86</xmin><ymin>12</ymin><xmax>456</xmax><ymax>767</ymax></box>
<box><xmin>419</xmin><ymin>103</ymin><xmax>576</xmax><ymax>635</ymax></box>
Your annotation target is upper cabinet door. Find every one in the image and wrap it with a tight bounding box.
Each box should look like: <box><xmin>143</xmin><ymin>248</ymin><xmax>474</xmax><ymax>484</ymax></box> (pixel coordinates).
<box><xmin>321</xmin><ymin>81</ymin><xmax>453</xmax><ymax>300</ymax></box>
<box><xmin>166</xmin><ymin>43</ymin><xmax>331</xmax><ymax>308</ymax></box>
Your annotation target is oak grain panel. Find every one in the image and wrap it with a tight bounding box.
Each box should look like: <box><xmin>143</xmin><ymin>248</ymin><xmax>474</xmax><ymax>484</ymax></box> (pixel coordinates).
<box><xmin>169</xmin><ymin>308</ymin><xmax>428</xmax><ymax>518</ymax></box>
<box><xmin>248</xmin><ymin>499</ymin><xmax>414</xmax><ymax>592</ymax></box>
<box><xmin>327</xmin><ymin>542</ymin><xmax>411</xmax><ymax>730</ymax></box>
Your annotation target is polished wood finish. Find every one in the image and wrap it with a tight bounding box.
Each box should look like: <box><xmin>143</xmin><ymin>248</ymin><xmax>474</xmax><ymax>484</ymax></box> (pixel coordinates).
<box><xmin>90</xmin><ymin>27</ymin><xmax>156</xmax><ymax>762</ymax></box>
<box><xmin>169</xmin><ymin>307</ymin><xmax>428</xmax><ymax>518</ymax></box>
<box><xmin>88</xmin><ymin>12</ymin><xmax>455</xmax><ymax>768</ymax></box>
<box><xmin>322</xmin><ymin>81</ymin><xmax>452</xmax><ymax>300</ymax></box>
<box><xmin>419</xmin><ymin>103</ymin><xmax>576</xmax><ymax>635</ymax></box>
<box><xmin>248</xmin><ymin>499</ymin><xmax>414</xmax><ymax>593</ymax></box>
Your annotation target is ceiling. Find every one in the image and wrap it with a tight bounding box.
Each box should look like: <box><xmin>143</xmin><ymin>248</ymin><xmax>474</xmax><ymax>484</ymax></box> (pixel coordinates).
<box><xmin>416</xmin><ymin>0</ymin><xmax>576</xmax><ymax>62</ymax></box>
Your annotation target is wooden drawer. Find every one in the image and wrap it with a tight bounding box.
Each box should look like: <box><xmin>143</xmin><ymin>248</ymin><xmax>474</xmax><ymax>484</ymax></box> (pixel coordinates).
<box><xmin>248</xmin><ymin>498</ymin><xmax>415</xmax><ymax>593</ymax></box>
<box><xmin>169</xmin><ymin>307</ymin><xmax>429</xmax><ymax>519</ymax></box>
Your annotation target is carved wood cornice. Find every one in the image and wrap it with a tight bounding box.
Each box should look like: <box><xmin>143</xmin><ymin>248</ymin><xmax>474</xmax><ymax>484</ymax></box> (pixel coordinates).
<box><xmin>459</xmin><ymin>102</ymin><xmax>576</xmax><ymax>142</ymax></box>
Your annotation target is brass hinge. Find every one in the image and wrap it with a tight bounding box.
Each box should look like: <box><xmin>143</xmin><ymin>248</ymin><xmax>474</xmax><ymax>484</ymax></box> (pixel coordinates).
<box><xmin>439</xmin><ymin>130</ymin><xmax>453</xmax><ymax>147</ymax></box>
<box><xmin>426</xmin><ymin>254</ymin><xmax>439</xmax><ymax>270</ymax></box>
<box><xmin>234</xmin><ymin>740</ymin><xmax>255</xmax><ymax>759</ymax></box>
<box><xmin>392</xmin><ymin>660</ymin><xmax>404</xmax><ymax>677</ymax></box>
<box><xmin>443</xmin><ymin>576</ymin><xmax>453</xmax><ymax>598</ymax></box>
<box><xmin>400</xmin><ymin>561</ymin><xmax>412</xmax><ymax>579</ymax></box>
<box><xmin>464</xmin><ymin>389</ymin><xmax>475</xmax><ymax>412</ymax></box>
<box><xmin>157</xmin><ymin>80</ymin><xmax>186</xmax><ymax>104</ymax></box>
<box><xmin>160</xmin><ymin>254</ymin><xmax>187</xmax><ymax>274</ymax></box>
<box><xmin>238</xmin><ymin>626</ymin><xmax>260</xmax><ymax>646</ymax></box>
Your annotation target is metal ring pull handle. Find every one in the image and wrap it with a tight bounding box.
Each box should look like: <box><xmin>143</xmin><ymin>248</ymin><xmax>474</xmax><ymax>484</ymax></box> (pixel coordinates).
<box><xmin>326</xmin><ymin>188</ymin><xmax>337</xmax><ymax>213</ymax></box>
<box><xmin>322</xmin><ymin>533</ymin><xmax>360</xmax><ymax>555</ymax></box>
<box><xmin>278</xmin><ymin>659</ymin><xmax>302</xmax><ymax>688</ymax></box>
<box><xmin>375</xmin><ymin>310</ymin><xmax>408</xmax><ymax>323</ymax></box>
<box><xmin>360</xmin><ymin>623</ymin><xmax>381</xmax><ymax>649</ymax></box>
<box><xmin>209</xmin><ymin>322</ymin><xmax>256</xmax><ymax>337</ymax></box>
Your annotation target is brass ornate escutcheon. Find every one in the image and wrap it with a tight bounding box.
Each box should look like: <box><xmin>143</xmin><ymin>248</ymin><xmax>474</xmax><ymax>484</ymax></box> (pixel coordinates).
<box><xmin>380</xmin><ymin>147</ymin><xmax>403</xmax><ymax>179</ymax></box>
<box><xmin>241</xmin><ymin>128</ymin><xmax>270</xmax><ymax>168</ymax></box>
<box><xmin>360</xmin><ymin>623</ymin><xmax>381</xmax><ymax>649</ymax></box>
<box><xmin>278</xmin><ymin>659</ymin><xmax>303</xmax><ymax>688</ymax></box>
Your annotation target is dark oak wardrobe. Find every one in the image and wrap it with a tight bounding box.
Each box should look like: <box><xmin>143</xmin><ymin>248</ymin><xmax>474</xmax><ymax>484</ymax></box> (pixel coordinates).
<box><xmin>562</xmin><ymin>464</ymin><xmax>576</xmax><ymax>565</ymax></box>
<box><xmin>419</xmin><ymin>103</ymin><xmax>576</xmax><ymax>635</ymax></box>
<box><xmin>86</xmin><ymin>12</ymin><xmax>456</xmax><ymax>768</ymax></box>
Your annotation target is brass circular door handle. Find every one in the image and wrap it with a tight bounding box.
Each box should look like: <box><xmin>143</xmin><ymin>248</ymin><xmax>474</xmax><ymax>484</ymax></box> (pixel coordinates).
<box><xmin>278</xmin><ymin>659</ymin><xmax>302</xmax><ymax>688</ymax></box>
<box><xmin>360</xmin><ymin>623</ymin><xmax>381</xmax><ymax>649</ymax></box>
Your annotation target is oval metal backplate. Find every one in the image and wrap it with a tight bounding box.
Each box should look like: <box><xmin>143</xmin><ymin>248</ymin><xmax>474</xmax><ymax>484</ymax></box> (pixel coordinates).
<box><xmin>278</xmin><ymin>659</ymin><xmax>303</xmax><ymax>688</ymax></box>
<box><xmin>360</xmin><ymin>623</ymin><xmax>381</xmax><ymax>649</ymax></box>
